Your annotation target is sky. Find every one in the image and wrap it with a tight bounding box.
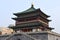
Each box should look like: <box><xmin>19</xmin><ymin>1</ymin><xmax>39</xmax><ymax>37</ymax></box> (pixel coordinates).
<box><xmin>0</xmin><ymin>0</ymin><xmax>60</xmax><ymax>33</ymax></box>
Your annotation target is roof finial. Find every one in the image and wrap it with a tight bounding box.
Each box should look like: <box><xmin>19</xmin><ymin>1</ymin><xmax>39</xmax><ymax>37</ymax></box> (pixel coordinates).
<box><xmin>31</xmin><ymin>2</ymin><xmax>34</xmax><ymax>8</ymax></box>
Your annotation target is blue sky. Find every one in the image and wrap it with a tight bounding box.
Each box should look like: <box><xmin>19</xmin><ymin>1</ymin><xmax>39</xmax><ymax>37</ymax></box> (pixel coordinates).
<box><xmin>0</xmin><ymin>0</ymin><xmax>60</xmax><ymax>33</ymax></box>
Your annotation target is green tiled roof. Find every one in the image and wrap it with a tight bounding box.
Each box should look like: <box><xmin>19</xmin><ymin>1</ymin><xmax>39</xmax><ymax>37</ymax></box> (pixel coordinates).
<box><xmin>23</xmin><ymin>5</ymin><xmax>35</xmax><ymax>12</ymax></box>
<box><xmin>14</xmin><ymin>4</ymin><xmax>36</xmax><ymax>14</ymax></box>
<box><xmin>9</xmin><ymin>22</ymin><xmax>41</xmax><ymax>28</ymax></box>
<box><xmin>14</xmin><ymin>4</ymin><xmax>50</xmax><ymax>18</ymax></box>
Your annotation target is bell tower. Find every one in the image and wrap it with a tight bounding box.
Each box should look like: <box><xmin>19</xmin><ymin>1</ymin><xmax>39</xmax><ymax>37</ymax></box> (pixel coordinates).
<box><xmin>9</xmin><ymin>5</ymin><xmax>54</xmax><ymax>32</ymax></box>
